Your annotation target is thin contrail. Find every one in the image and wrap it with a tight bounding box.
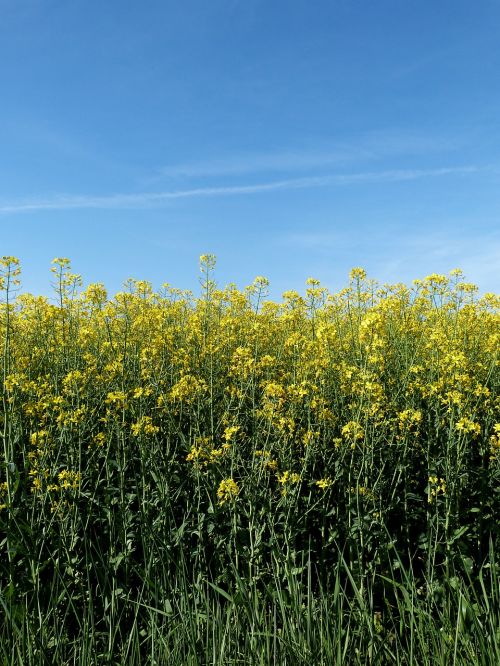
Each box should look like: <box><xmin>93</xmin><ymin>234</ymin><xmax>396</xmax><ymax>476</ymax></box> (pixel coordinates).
<box><xmin>0</xmin><ymin>165</ymin><xmax>483</xmax><ymax>214</ymax></box>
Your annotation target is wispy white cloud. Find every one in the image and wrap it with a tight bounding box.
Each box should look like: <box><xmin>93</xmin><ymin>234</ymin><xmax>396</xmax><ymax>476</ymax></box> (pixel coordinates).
<box><xmin>380</xmin><ymin>235</ymin><xmax>500</xmax><ymax>293</ymax></box>
<box><xmin>286</xmin><ymin>224</ymin><xmax>500</xmax><ymax>292</ymax></box>
<box><xmin>156</xmin><ymin>130</ymin><xmax>465</xmax><ymax>180</ymax></box>
<box><xmin>411</xmin><ymin>230</ymin><xmax>500</xmax><ymax>288</ymax></box>
<box><xmin>0</xmin><ymin>165</ymin><xmax>485</xmax><ymax>214</ymax></box>
<box><xmin>158</xmin><ymin>149</ymin><xmax>368</xmax><ymax>179</ymax></box>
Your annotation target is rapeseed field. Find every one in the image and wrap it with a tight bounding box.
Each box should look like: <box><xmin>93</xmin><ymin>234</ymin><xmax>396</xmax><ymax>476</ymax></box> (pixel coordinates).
<box><xmin>0</xmin><ymin>255</ymin><xmax>499</xmax><ymax>664</ymax></box>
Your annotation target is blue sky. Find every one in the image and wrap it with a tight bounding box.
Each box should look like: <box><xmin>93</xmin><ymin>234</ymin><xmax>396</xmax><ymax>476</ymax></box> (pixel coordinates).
<box><xmin>1</xmin><ymin>0</ymin><xmax>499</xmax><ymax>297</ymax></box>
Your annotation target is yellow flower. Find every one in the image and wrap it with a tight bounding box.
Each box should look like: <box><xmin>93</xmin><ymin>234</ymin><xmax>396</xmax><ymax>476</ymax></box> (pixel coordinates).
<box><xmin>302</xmin><ymin>430</ymin><xmax>319</xmax><ymax>446</ymax></box>
<box><xmin>489</xmin><ymin>424</ymin><xmax>500</xmax><ymax>459</ymax></box>
<box><xmin>93</xmin><ymin>432</ymin><xmax>106</xmax><ymax>447</ymax></box>
<box><xmin>217</xmin><ymin>478</ymin><xmax>240</xmax><ymax>505</ymax></box>
<box><xmin>0</xmin><ymin>481</ymin><xmax>9</xmax><ymax>511</ymax></box>
<box><xmin>341</xmin><ymin>421</ymin><xmax>364</xmax><ymax>445</ymax></box>
<box><xmin>105</xmin><ymin>391</ymin><xmax>128</xmax><ymax>409</ymax></box>
<box><xmin>30</xmin><ymin>475</ymin><xmax>43</xmax><ymax>493</ymax></box>
<box><xmin>349</xmin><ymin>267</ymin><xmax>367</xmax><ymax>281</ymax></box>
<box><xmin>222</xmin><ymin>425</ymin><xmax>240</xmax><ymax>442</ymax></box>
<box><xmin>455</xmin><ymin>417</ymin><xmax>481</xmax><ymax>438</ymax></box>
<box><xmin>315</xmin><ymin>478</ymin><xmax>333</xmax><ymax>490</ymax></box>
<box><xmin>278</xmin><ymin>470</ymin><xmax>301</xmax><ymax>494</ymax></box>
<box><xmin>349</xmin><ymin>485</ymin><xmax>376</xmax><ymax>499</ymax></box>
<box><xmin>428</xmin><ymin>476</ymin><xmax>446</xmax><ymax>503</ymax></box>
<box><xmin>186</xmin><ymin>446</ymin><xmax>204</xmax><ymax>464</ymax></box>
<box><xmin>57</xmin><ymin>470</ymin><xmax>81</xmax><ymax>490</ymax></box>
<box><xmin>131</xmin><ymin>416</ymin><xmax>159</xmax><ymax>437</ymax></box>
<box><xmin>278</xmin><ymin>470</ymin><xmax>300</xmax><ymax>485</ymax></box>
<box><xmin>169</xmin><ymin>375</ymin><xmax>207</xmax><ymax>404</ymax></box>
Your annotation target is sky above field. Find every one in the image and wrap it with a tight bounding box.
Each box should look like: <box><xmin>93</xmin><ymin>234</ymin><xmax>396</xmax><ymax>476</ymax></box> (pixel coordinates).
<box><xmin>1</xmin><ymin>0</ymin><xmax>499</xmax><ymax>297</ymax></box>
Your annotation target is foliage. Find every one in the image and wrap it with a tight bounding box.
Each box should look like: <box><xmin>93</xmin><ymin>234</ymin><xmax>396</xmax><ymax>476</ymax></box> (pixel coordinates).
<box><xmin>0</xmin><ymin>256</ymin><xmax>499</xmax><ymax>664</ymax></box>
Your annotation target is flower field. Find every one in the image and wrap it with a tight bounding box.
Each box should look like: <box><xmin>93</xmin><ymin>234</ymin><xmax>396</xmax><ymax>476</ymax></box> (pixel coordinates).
<box><xmin>1</xmin><ymin>255</ymin><xmax>499</xmax><ymax>664</ymax></box>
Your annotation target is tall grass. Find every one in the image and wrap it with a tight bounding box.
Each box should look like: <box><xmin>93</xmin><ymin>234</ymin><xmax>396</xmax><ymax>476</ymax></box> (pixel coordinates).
<box><xmin>0</xmin><ymin>255</ymin><xmax>499</xmax><ymax>664</ymax></box>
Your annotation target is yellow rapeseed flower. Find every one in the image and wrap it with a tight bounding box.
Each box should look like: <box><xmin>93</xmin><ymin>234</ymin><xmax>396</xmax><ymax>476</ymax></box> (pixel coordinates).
<box><xmin>217</xmin><ymin>478</ymin><xmax>240</xmax><ymax>505</ymax></box>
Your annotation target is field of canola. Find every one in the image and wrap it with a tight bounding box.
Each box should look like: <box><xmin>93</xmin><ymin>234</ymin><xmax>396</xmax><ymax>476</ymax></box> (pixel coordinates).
<box><xmin>0</xmin><ymin>255</ymin><xmax>499</xmax><ymax>665</ymax></box>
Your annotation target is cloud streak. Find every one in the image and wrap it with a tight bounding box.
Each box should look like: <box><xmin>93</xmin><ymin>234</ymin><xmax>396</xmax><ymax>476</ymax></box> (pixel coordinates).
<box><xmin>0</xmin><ymin>165</ymin><xmax>486</xmax><ymax>214</ymax></box>
<box><xmin>286</xmin><ymin>224</ymin><xmax>500</xmax><ymax>293</ymax></box>
<box><xmin>156</xmin><ymin>130</ymin><xmax>466</xmax><ymax>180</ymax></box>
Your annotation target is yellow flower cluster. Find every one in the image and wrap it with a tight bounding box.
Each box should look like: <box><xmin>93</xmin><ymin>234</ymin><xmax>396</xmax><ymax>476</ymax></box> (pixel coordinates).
<box><xmin>47</xmin><ymin>470</ymin><xmax>81</xmax><ymax>492</ymax></box>
<box><xmin>169</xmin><ymin>374</ymin><xmax>207</xmax><ymax>404</ymax></box>
<box><xmin>278</xmin><ymin>470</ymin><xmax>301</xmax><ymax>494</ymax></box>
<box><xmin>131</xmin><ymin>416</ymin><xmax>159</xmax><ymax>437</ymax></box>
<box><xmin>341</xmin><ymin>421</ymin><xmax>365</xmax><ymax>448</ymax></box>
<box><xmin>490</xmin><ymin>424</ymin><xmax>500</xmax><ymax>459</ymax></box>
<box><xmin>217</xmin><ymin>478</ymin><xmax>240</xmax><ymax>505</ymax></box>
<box><xmin>0</xmin><ymin>481</ymin><xmax>9</xmax><ymax>511</ymax></box>
<box><xmin>428</xmin><ymin>476</ymin><xmax>447</xmax><ymax>504</ymax></box>
<box><xmin>0</xmin><ymin>256</ymin><xmax>498</xmax><ymax>517</ymax></box>
<box><xmin>455</xmin><ymin>417</ymin><xmax>481</xmax><ymax>438</ymax></box>
<box><xmin>315</xmin><ymin>478</ymin><xmax>333</xmax><ymax>490</ymax></box>
<box><xmin>254</xmin><ymin>450</ymin><xmax>278</xmax><ymax>470</ymax></box>
<box><xmin>186</xmin><ymin>437</ymin><xmax>231</xmax><ymax>467</ymax></box>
